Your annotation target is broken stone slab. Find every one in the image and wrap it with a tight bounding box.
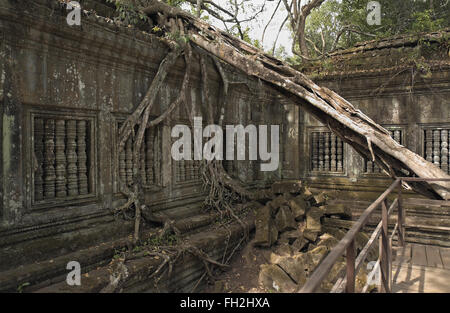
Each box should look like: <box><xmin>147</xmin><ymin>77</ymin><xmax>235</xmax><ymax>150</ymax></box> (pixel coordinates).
<box><xmin>304</xmin><ymin>246</ymin><xmax>328</xmax><ymax>274</ymax></box>
<box><xmin>322</xmin><ymin>226</ymin><xmax>347</xmax><ymax>241</ymax></box>
<box><xmin>272</xmin><ymin>180</ymin><xmax>303</xmax><ymax>195</ymax></box>
<box><xmin>270</xmin><ymin>253</ymin><xmax>307</xmax><ymax>286</ymax></box>
<box><xmin>317</xmin><ymin>233</ymin><xmax>339</xmax><ymax>252</ymax></box>
<box><xmin>273</xmin><ymin>243</ymin><xmax>294</xmax><ymax>257</ymax></box>
<box><xmin>288</xmin><ymin>196</ymin><xmax>309</xmax><ymax>220</ymax></box>
<box><xmin>268</xmin><ymin>195</ymin><xmax>289</xmax><ymax>212</ymax></box>
<box><xmin>279</xmin><ymin>229</ymin><xmax>303</xmax><ymax>243</ymax></box>
<box><xmin>302</xmin><ymin>187</ymin><xmax>314</xmax><ymax>201</ymax></box>
<box><xmin>275</xmin><ymin>206</ymin><xmax>297</xmax><ymax>232</ymax></box>
<box><xmin>258</xmin><ymin>264</ymin><xmax>298</xmax><ymax>293</ymax></box>
<box><xmin>310</xmin><ymin>191</ymin><xmax>328</xmax><ymax>207</ymax></box>
<box><xmin>254</xmin><ymin>205</ymin><xmax>278</xmax><ymax>247</ymax></box>
<box><xmin>323</xmin><ymin>204</ymin><xmax>352</xmax><ymax>218</ymax></box>
<box><xmin>303</xmin><ymin>229</ymin><xmax>319</xmax><ymax>242</ymax></box>
<box><xmin>291</xmin><ymin>236</ymin><xmax>308</xmax><ymax>252</ymax></box>
<box><xmin>306</xmin><ymin>206</ymin><xmax>325</xmax><ymax>232</ymax></box>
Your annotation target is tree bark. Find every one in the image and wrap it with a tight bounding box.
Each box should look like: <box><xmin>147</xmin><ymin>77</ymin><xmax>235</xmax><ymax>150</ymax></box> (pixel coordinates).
<box><xmin>142</xmin><ymin>1</ymin><xmax>450</xmax><ymax>200</ymax></box>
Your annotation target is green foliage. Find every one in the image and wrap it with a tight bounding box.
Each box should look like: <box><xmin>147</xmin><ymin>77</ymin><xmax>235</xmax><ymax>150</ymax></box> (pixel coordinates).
<box><xmin>303</xmin><ymin>0</ymin><xmax>449</xmax><ymax>59</ymax></box>
<box><xmin>105</xmin><ymin>0</ymin><xmax>149</xmax><ymax>26</ymax></box>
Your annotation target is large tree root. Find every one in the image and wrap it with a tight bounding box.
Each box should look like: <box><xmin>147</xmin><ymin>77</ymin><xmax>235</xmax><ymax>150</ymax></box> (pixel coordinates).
<box><xmin>138</xmin><ymin>1</ymin><xmax>450</xmax><ymax>200</ymax></box>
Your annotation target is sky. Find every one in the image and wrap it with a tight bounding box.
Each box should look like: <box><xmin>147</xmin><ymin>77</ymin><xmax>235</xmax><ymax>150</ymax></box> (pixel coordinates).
<box><xmin>200</xmin><ymin>0</ymin><xmax>294</xmax><ymax>55</ymax></box>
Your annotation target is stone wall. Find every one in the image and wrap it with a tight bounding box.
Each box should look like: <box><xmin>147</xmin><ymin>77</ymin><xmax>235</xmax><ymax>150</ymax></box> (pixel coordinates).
<box><xmin>0</xmin><ymin>0</ymin><xmax>298</xmax><ymax>272</ymax></box>
<box><xmin>299</xmin><ymin>32</ymin><xmax>450</xmax><ymax>200</ymax></box>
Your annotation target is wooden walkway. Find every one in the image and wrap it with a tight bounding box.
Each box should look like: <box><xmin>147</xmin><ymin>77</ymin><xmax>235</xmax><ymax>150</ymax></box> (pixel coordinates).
<box><xmin>392</xmin><ymin>243</ymin><xmax>450</xmax><ymax>293</ymax></box>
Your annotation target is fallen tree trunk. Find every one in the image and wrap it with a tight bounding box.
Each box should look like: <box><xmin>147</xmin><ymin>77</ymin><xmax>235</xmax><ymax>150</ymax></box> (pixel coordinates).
<box><xmin>142</xmin><ymin>1</ymin><xmax>450</xmax><ymax>200</ymax></box>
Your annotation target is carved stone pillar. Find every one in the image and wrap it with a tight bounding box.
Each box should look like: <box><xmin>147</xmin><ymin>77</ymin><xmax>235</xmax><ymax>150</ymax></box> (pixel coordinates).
<box><xmin>125</xmin><ymin>137</ymin><xmax>133</xmax><ymax>186</ymax></box>
<box><xmin>330</xmin><ymin>133</ymin><xmax>337</xmax><ymax>172</ymax></box>
<box><xmin>34</xmin><ymin>118</ymin><xmax>45</xmax><ymax>201</ymax></box>
<box><xmin>77</xmin><ymin>121</ymin><xmax>88</xmax><ymax>195</ymax></box>
<box><xmin>324</xmin><ymin>132</ymin><xmax>330</xmax><ymax>171</ymax></box>
<box><xmin>146</xmin><ymin>130</ymin><xmax>154</xmax><ymax>185</ymax></box>
<box><xmin>425</xmin><ymin>130</ymin><xmax>433</xmax><ymax>163</ymax></box>
<box><xmin>66</xmin><ymin>120</ymin><xmax>78</xmax><ymax>196</ymax></box>
<box><xmin>433</xmin><ymin>130</ymin><xmax>441</xmax><ymax>167</ymax></box>
<box><xmin>55</xmin><ymin>119</ymin><xmax>67</xmax><ymax>198</ymax></box>
<box><xmin>441</xmin><ymin>130</ymin><xmax>448</xmax><ymax>174</ymax></box>
<box><xmin>44</xmin><ymin>119</ymin><xmax>56</xmax><ymax>199</ymax></box>
<box><xmin>311</xmin><ymin>132</ymin><xmax>318</xmax><ymax>171</ymax></box>
<box><xmin>318</xmin><ymin>133</ymin><xmax>324</xmax><ymax>171</ymax></box>
<box><xmin>337</xmin><ymin>138</ymin><xmax>343</xmax><ymax>172</ymax></box>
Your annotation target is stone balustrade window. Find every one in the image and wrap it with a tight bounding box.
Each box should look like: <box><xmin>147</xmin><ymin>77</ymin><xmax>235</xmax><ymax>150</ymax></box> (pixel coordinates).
<box><xmin>365</xmin><ymin>129</ymin><xmax>403</xmax><ymax>174</ymax></box>
<box><xmin>310</xmin><ymin>131</ymin><xmax>345</xmax><ymax>173</ymax></box>
<box><xmin>33</xmin><ymin>115</ymin><xmax>94</xmax><ymax>205</ymax></box>
<box><xmin>424</xmin><ymin>128</ymin><xmax>449</xmax><ymax>174</ymax></box>
<box><xmin>173</xmin><ymin>126</ymin><xmax>202</xmax><ymax>184</ymax></box>
<box><xmin>118</xmin><ymin>123</ymin><xmax>162</xmax><ymax>189</ymax></box>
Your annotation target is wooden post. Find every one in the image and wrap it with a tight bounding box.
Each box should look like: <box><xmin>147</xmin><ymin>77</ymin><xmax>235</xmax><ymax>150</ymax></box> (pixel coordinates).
<box><xmin>397</xmin><ymin>183</ymin><xmax>405</xmax><ymax>247</ymax></box>
<box><xmin>346</xmin><ymin>239</ymin><xmax>356</xmax><ymax>293</ymax></box>
<box><xmin>380</xmin><ymin>199</ymin><xmax>391</xmax><ymax>293</ymax></box>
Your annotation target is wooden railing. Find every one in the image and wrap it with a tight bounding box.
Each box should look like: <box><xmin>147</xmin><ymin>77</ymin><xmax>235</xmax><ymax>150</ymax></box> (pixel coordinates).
<box><xmin>299</xmin><ymin>178</ymin><xmax>450</xmax><ymax>293</ymax></box>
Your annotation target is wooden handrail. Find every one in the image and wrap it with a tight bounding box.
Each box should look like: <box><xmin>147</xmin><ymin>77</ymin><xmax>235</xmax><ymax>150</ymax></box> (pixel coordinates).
<box><xmin>299</xmin><ymin>177</ymin><xmax>450</xmax><ymax>293</ymax></box>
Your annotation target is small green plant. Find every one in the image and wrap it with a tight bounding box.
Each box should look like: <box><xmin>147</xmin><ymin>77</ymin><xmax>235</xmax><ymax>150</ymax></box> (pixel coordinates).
<box><xmin>17</xmin><ymin>282</ymin><xmax>30</xmax><ymax>293</ymax></box>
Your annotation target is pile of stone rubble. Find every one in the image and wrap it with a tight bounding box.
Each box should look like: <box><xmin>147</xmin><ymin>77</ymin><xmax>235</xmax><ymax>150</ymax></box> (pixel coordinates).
<box><xmin>254</xmin><ymin>181</ymin><xmax>376</xmax><ymax>292</ymax></box>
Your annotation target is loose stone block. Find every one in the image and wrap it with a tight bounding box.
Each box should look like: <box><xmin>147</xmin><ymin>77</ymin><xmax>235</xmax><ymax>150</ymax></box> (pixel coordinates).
<box><xmin>288</xmin><ymin>196</ymin><xmax>309</xmax><ymax>220</ymax></box>
<box><xmin>255</xmin><ymin>206</ymin><xmax>279</xmax><ymax>247</ymax></box>
<box><xmin>324</xmin><ymin>204</ymin><xmax>351</xmax><ymax>218</ymax></box>
<box><xmin>275</xmin><ymin>206</ymin><xmax>297</xmax><ymax>232</ymax></box>
<box><xmin>268</xmin><ymin>195</ymin><xmax>289</xmax><ymax>212</ymax></box>
<box><xmin>317</xmin><ymin>233</ymin><xmax>339</xmax><ymax>251</ymax></box>
<box><xmin>270</xmin><ymin>253</ymin><xmax>307</xmax><ymax>285</ymax></box>
<box><xmin>303</xmin><ymin>229</ymin><xmax>319</xmax><ymax>242</ymax></box>
<box><xmin>259</xmin><ymin>264</ymin><xmax>297</xmax><ymax>293</ymax></box>
<box><xmin>306</xmin><ymin>206</ymin><xmax>325</xmax><ymax>232</ymax></box>
<box><xmin>272</xmin><ymin>180</ymin><xmax>303</xmax><ymax>195</ymax></box>
<box><xmin>311</xmin><ymin>191</ymin><xmax>328</xmax><ymax>206</ymax></box>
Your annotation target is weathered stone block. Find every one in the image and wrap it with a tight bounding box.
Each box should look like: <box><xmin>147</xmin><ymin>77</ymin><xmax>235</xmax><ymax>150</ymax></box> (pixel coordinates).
<box><xmin>306</xmin><ymin>206</ymin><xmax>325</xmax><ymax>232</ymax></box>
<box><xmin>291</xmin><ymin>236</ymin><xmax>308</xmax><ymax>252</ymax></box>
<box><xmin>270</xmin><ymin>253</ymin><xmax>307</xmax><ymax>285</ymax></box>
<box><xmin>324</xmin><ymin>204</ymin><xmax>351</xmax><ymax>218</ymax></box>
<box><xmin>268</xmin><ymin>195</ymin><xmax>289</xmax><ymax>211</ymax></box>
<box><xmin>303</xmin><ymin>229</ymin><xmax>319</xmax><ymax>242</ymax></box>
<box><xmin>272</xmin><ymin>180</ymin><xmax>303</xmax><ymax>195</ymax></box>
<box><xmin>311</xmin><ymin>192</ymin><xmax>328</xmax><ymax>207</ymax></box>
<box><xmin>275</xmin><ymin>206</ymin><xmax>297</xmax><ymax>232</ymax></box>
<box><xmin>258</xmin><ymin>264</ymin><xmax>297</xmax><ymax>293</ymax></box>
<box><xmin>317</xmin><ymin>233</ymin><xmax>339</xmax><ymax>251</ymax></box>
<box><xmin>288</xmin><ymin>196</ymin><xmax>309</xmax><ymax>220</ymax></box>
<box><xmin>254</xmin><ymin>206</ymin><xmax>278</xmax><ymax>247</ymax></box>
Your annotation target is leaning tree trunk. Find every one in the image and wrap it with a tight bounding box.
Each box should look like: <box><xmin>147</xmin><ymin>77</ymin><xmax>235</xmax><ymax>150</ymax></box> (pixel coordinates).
<box><xmin>142</xmin><ymin>1</ymin><xmax>450</xmax><ymax>200</ymax></box>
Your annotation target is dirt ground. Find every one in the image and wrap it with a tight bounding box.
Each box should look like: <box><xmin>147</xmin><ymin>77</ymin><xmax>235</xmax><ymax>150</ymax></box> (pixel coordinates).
<box><xmin>202</xmin><ymin>234</ymin><xmax>275</xmax><ymax>293</ymax></box>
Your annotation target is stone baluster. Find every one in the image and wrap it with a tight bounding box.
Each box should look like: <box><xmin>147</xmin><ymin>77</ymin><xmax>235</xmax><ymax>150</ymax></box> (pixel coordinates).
<box><xmin>312</xmin><ymin>132</ymin><xmax>318</xmax><ymax>171</ymax></box>
<box><xmin>330</xmin><ymin>133</ymin><xmax>337</xmax><ymax>172</ymax></box>
<box><xmin>125</xmin><ymin>137</ymin><xmax>133</xmax><ymax>186</ymax></box>
<box><xmin>77</xmin><ymin>121</ymin><xmax>89</xmax><ymax>195</ymax></box>
<box><xmin>441</xmin><ymin>130</ymin><xmax>448</xmax><ymax>174</ymax></box>
<box><xmin>337</xmin><ymin>138</ymin><xmax>343</xmax><ymax>172</ymax></box>
<box><xmin>318</xmin><ymin>133</ymin><xmax>324</xmax><ymax>171</ymax></box>
<box><xmin>433</xmin><ymin>130</ymin><xmax>441</xmax><ymax>168</ymax></box>
<box><xmin>324</xmin><ymin>132</ymin><xmax>330</xmax><ymax>171</ymax></box>
<box><xmin>34</xmin><ymin>118</ymin><xmax>45</xmax><ymax>201</ymax></box>
<box><xmin>425</xmin><ymin>130</ymin><xmax>433</xmax><ymax>162</ymax></box>
<box><xmin>44</xmin><ymin>119</ymin><xmax>56</xmax><ymax>199</ymax></box>
<box><xmin>66</xmin><ymin>120</ymin><xmax>78</xmax><ymax>196</ymax></box>
<box><xmin>154</xmin><ymin>128</ymin><xmax>161</xmax><ymax>186</ymax></box>
<box><xmin>394</xmin><ymin>130</ymin><xmax>401</xmax><ymax>144</ymax></box>
<box><xmin>140</xmin><ymin>139</ymin><xmax>147</xmax><ymax>185</ymax></box>
<box><xmin>55</xmin><ymin>120</ymin><xmax>67</xmax><ymax>198</ymax></box>
<box><xmin>179</xmin><ymin>159</ymin><xmax>185</xmax><ymax>182</ymax></box>
<box><xmin>146</xmin><ymin>130</ymin><xmax>154</xmax><ymax>185</ymax></box>
<box><xmin>119</xmin><ymin>136</ymin><xmax>127</xmax><ymax>187</ymax></box>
